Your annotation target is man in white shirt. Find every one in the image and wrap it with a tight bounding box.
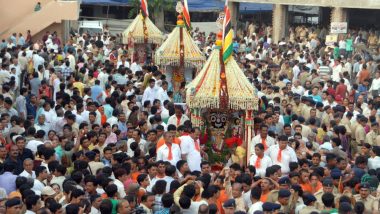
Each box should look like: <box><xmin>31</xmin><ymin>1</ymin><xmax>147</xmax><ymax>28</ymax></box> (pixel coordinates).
<box><xmin>34</xmin><ymin>114</ymin><xmax>50</xmax><ymax>136</ymax></box>
<box><xmin>130</xmin><ymin>61</ymin><xmax>142</xmax><ymax>74</ymax></box>
<box><xmin>248</xmin><ymin>187</ymin><xmax>263</xmax><ymax>214</ymax></box>
<box><xmin>291</xmin><ymin>80</ymin><xmax>305</xmax><ymax>96</ymax></box>
<box><xmin>19</xmin><ymin>159</ymin><xmax>36</xmax><ymax>179</ymax></box>
<box><xmin>116</xmin><ymin>55</ymin><xmax>130</xmax><ymax>68</ymax></box>
<box><xmin>157</xmin><ymin>81</ymin><xmax>170</xmax><ymax>104</ymax></box>
<box><xmin>167</xmin><ymin>106</ymin><xmax>190</xmax><ymax>127</ymax></box>
<box><xmin>332</xmin><ymin>59</ymin><xmax>343</xmax><ymax>83</ymax></box>
<box><xmin>32</xmin><ymin>166</ymin><xmax>48</xmax><ymax>195</ymax></box>
<box><xmin>266</xmin><ymin>135</ymin><xmax>298</xmax><ymax>175</ymax></box>
<box><xmin>26</xmin><ymin>130</ymin><xmax>45</xmax><ymax>155</ymax></box>
<box><xmin>157</xmin><ymin>132</ymin><xmax>181</xmax><ymax>166</ymax></box>
<box><xmin>180</xmin><ymin>127</ymin><xmax>202</xmax><ymax>172</ymax></box>
<box><xmin>142</xmin><ymin>79</ymin><xmax>158</xmax><ymax>106</ymax></box>
<box><xmin>368</xmin><ymin>146</ymin><xmax>380</xmax><ymax>170</ymax></box>
<box><xmin>249</xmin><ymin>143</ymin><xmax>273</xmax><ymax>178</ymax></box>
<box><xmin>127</xmin><ymin>130</ymin><xmax>147</xmax><ymax>157</ymax></box>
<box><xmin>249</xmin><ymin>125</ymin><xmax>275</xmax><ymax>156</ymax></box>
<box><xmin>292</xmin><ymin>62</ymin><xmax>301</xmax><ymax>82</ymax></box>
<box><xmin>113</xmin><ymin>168</ymin><xmax>128</xmax><ymax>199</ymax></box>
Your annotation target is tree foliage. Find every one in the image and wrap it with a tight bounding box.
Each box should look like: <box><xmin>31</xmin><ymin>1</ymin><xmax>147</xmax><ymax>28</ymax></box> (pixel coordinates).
<box><xmin>128</xmin><ymin>0</ymin><xmax>175</xmax><ymax>19</ymax></box>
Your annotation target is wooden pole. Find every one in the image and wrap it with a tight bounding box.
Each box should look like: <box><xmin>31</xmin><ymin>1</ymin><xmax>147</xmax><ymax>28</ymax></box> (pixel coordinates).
<box><xmin>179</xmin><ymin>23</ymin><xmax>185</xmax><ymax>75</ymax></box>
<box><xmin>142</xmin><ymin>15</ymin><xmax>149</xmax><ymax>64</ymax></box>
<box><xmin>219</xmin><ymin>45</ymin><xmax>229</xmax><ymax>108</ymax></box>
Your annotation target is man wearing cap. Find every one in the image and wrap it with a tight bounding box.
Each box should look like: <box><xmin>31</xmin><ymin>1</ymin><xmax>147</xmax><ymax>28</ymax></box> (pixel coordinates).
<box><xmin>267</xmin><ymin>177</ymin><xmax>291</xmax><ymax>203</ymax></box>
<box><xmin>266</xmin><ymin>135</ymin><xmax>297</xmax><ymax>175</ymax></box>
<box><xmin>353</xmin><ymin>182</ymin><xmax>379</xmax><ymax>213</ymax></box>
<box><xmin>299</xmin><ymin>193</ymin><xmax>319</xmax><ymax>214</ymax></box>
<box><xmin>41</xmin><ymin>186</ymin><xmax>56</xmax><ymax>200</ymax></box>
<box><xmin>262</xmin><ymin>202</ymin><xmax>281</xmax><ymax>214</ymax></box>
<box><xmin>275</xmin><ymin>189</ymin><xmax>291</xmax><ymax>213</ymax></box>
<box><xmin>314</xmin><ymin>178</ymin><xmax>339</xmax><ymax>210</ymax></box>
<box><xmin>223</xmin><ymin>199</ymin><xmax>236</xmax><ymax>214</ymax></box>
<box><xmin>5</xmin><ymin>198</ymin><xmax>22</xmax><ymax>214</ymax></box>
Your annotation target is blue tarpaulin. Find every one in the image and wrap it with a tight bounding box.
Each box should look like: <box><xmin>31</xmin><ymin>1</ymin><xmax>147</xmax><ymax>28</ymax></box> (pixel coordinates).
<box><xmin>187</xmin><ymin>0</ymin><xmax>224</xmax><ymax>12</ymax></box>
<box><xmin>240</xmin><ymin>3</ymin><xmax>273</xmax><ymax>13</ymax></box>
<box><xmin>81</xmin><ymin>0</ymin><xmax>272</xmax><ymax>13</ymax></box>
<box><xmin>81</xmin><ymin>0</ymin><xmax>129</xmax><ymax>5</ymax></box>
<box><xmin>81</xmin><ymin>0</ymin><xmax>224</xmax><ymax>11</ymax></box>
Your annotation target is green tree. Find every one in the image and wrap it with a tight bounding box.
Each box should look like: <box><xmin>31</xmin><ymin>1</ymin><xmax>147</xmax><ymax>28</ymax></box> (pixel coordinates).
<box><xmin>128</xmin><ymin>0</ymin><xmax>175</xmax><ymax>31</ymax></box>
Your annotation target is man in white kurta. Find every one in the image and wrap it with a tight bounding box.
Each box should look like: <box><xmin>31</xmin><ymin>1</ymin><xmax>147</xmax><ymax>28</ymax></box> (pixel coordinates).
<box><xmin>249</xmin><ymin>143</ymin><xmax>273</xmax><ymax>178</ymax></box>
<box><xmin>180</xmin><ymin>129</ymin><xmax>201</xmax><ymax>172</ymax></box>
<box><xmin>266</xmin><ymin>135</ymin><xmax>298</xmax><ymax>175</ymax></box>
<box><xmin>249</xmin><ymin>125</ymin><xmax>275</xmax><ymax>158</ymax></box>
<box><xmin>142</xmin><ymin>79</ymin><xmax>159</xmax><ymax>105</ymax></box>
<box><xmin>167</xmin><ymin>106</ymin><xmax>190</xmax><ymax>127</ymax></box>
<box><xmin>157</xmin><ymin>132</ymin><xmax>182</xmax><ymax>166</ymax></box>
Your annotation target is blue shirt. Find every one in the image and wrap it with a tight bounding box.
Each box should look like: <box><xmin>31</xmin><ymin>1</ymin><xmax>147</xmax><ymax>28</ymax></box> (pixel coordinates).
<box><xmin>91</xmin><ymin>85</ymin><xmax>103</xmax><ymax>104</ymax></box>
<box><xmin>154</xmin><ymin>208</ymin><xmax>170</xmax><ymax>214</ymax></box>
<box><xmin>0</xmin><ymin>172</ymin><xmax>17</xmax><ymax>195</ymax></box>
<box><xmin>358</xmin><ymin>84</ymin><xmax>368</xmax><ymax>101</ymax></box>
<box><xmin>26</xmin><ymin>96</ymin><xmax>38</xmax><ymax>119</ymax></box>
<box><xmin>310</xmin><ymin>94</ymin><xmax>322</xmax><ymax>103</ymax></box>
<box><xmin>104</xmin><ymin>104</ymin><xmax>114</xmax><ymax>119</ymax></box>
<box><xmin>118</xmin><ymin>122</ymin><xmax>128</xmax><ymax>133</ymax></box>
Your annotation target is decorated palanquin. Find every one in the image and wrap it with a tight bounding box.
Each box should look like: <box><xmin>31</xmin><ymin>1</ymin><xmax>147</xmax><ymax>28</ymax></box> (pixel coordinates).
<box><xmin>122</xmin><ymin>12</ymin><xmax>163</xmax><ymax>64</ymax></box>
<box><xmin>155</xmin><ymin>3</ymin><xmax>205</xmax><ymax>97</ymax></box>
<box><xmin>186</xmin><ymin>23</ymin><xmax>259</xmax><ymax>170</ymax></box>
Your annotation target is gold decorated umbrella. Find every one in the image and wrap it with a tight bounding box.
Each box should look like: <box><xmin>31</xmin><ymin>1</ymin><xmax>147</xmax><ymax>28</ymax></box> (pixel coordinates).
<box><xmin>186</xmin><ymin>31</ymin><xmax>259</xmax><ymax>111</ymax></box>
<box><xmin>154</xmin><ymin>11</ymin><xmax>205</xmax><ymax>69</ymax></box>
<box><xmin>122</xmin><ymin>13</ymin><xmax>163</xmax><ymax>45</ymax></box>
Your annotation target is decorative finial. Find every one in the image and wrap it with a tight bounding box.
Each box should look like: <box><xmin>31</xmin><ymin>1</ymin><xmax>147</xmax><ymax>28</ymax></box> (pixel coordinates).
<box><xmin>177</xmin><ymin>14</ymin><xmax>184</xmax><ymax>26</ymax></box>
<box><xmin>215</xmin><ymin>31</ymin><xmax>223</xmax><ymax>46</ymax></box>
<box><xmin>176</xmin><ymin>1</ymin><xmax>184</xmax><ymax>14</ymax></box>
<box><xmin>216</xmin><ymin>12</ymin><xmax>225</xmax><ymax>31</ymax></box>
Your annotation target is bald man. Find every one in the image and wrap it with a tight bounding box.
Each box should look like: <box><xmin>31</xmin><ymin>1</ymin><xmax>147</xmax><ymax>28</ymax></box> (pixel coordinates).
<box><xmin>19</xmin><ymin>158</ymin><xmax>35</xmax><ymax>179</ymax></box>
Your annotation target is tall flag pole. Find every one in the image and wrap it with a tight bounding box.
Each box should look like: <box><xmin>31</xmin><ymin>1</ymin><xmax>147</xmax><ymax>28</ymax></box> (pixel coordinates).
<box><xmin>141</xmin><ymin>0</ymin><xmax>149</xmax><ymax>17</ymax></box>
<box><xmin>182</xmin><ymin>0</ymin><xmax>191</xmax><ymax>30</ymax></box>
<box><xmin>222</xmin><ymin>0</ymin><xmax>233</xmax><ymax>63</ymax></box>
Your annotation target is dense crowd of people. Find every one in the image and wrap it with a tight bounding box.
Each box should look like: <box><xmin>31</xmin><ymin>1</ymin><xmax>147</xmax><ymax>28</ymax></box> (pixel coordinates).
<box><xmin>0</xmin><ymin>17</ymin><xmax>379</xmax><ymax>214</ymax></box>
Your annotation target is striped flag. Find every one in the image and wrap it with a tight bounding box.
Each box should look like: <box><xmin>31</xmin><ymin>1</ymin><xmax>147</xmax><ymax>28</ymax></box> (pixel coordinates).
<box><xmin>141</xmin><ymin>0</ymin><xmax>149</xmax><ymax>17</ymax></box>
<box><xmin>222</xmin><ymin>0</ymin><xmax>233</xmax><ymax>63</ymax></box>
<box><xmin>182</xmin><ymin>0</ymin><xmax>191</xmax><ymax>30</ymax></box>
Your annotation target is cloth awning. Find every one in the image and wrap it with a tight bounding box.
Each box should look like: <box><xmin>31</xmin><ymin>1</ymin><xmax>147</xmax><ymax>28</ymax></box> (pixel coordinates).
<box><xmin>81</xmin><ymin>0</ymin><xmax>129</xmax><ymax>6</ymax></box>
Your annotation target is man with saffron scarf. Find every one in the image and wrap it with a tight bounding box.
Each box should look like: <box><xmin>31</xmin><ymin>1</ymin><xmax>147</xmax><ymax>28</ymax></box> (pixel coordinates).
<box><xmin>156</xmin><ymin>132</ymin><xmax>181</xmax><ymax>166</ymax></box>
<box><xmin>249</xmin><ymin>143</ymin><xmax>272</xmax><ymax>177</ymax></box>
<box><xmin>250</xmin><ymin>125</ymin><xmax>275</xmax><ymax>154</ymax></box>
<box><xmin>266</xmin><ymin>135</ymin><xmax>297</xmax><ymax>175</ymax></box>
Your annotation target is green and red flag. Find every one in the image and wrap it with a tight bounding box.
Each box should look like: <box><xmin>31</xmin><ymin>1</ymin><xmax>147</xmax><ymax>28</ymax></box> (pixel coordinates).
<box><xmin>141</xmin><ymin>0</ymin><xmax>149</xmax><ymax>17</ymax></box>
<box><xmin>222</xmin><ymin>0</ymin><xmax>233</xmax><ymax>63</ymax></box>
<box><xmin>182</xmin><ymin>0</ymin><xmax>191</xmax><ymax>30</ymax></box>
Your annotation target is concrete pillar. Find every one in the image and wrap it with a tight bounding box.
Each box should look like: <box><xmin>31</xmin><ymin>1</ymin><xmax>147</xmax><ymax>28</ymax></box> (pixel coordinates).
<box><xmin>331</xmin><ymin>7</ymin><xmax>348</xmax><ymax>23</ymax></box>
<box><xmin>272</xmin><ymin>4</ymin><xmax>287</xmax><ymax>44</ymax></box>
<box><xmin>228</xmin><ymin>1</ymin><xmax>239</xmax><ymax>33</ymax></box>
